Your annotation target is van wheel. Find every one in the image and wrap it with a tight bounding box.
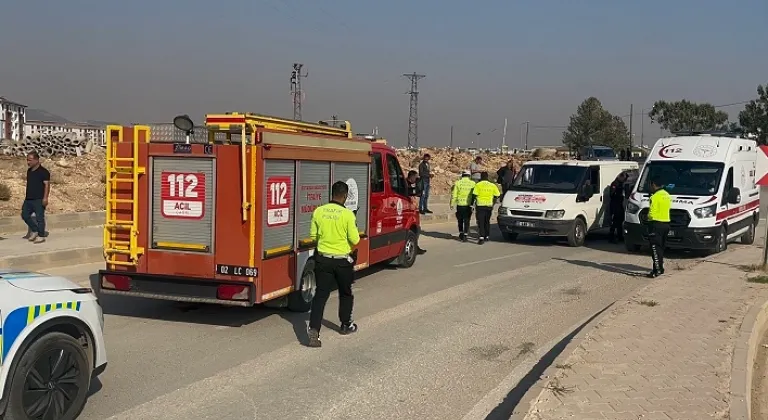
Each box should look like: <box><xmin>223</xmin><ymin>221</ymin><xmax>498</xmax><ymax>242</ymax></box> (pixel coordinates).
<box><xmin>714</xmin><ymin>225</ymin><xmax>728</xmax><ymax>254</ymax></box>
<box><xmin>567</xmin><ymin>218</ymin><xmax>587</xmax><ymax>247</ymax></box>
<box><xmin>397</xmin><ymin>231</ymin><xmax>418</xmax><ymax>268</ymax></box>
<box><xmin>741</xmin><ymin>218</ymin><xmax>756</xmax><ymax>245</ymax></box>
<box><xmin>288</xmin><ymin>259</ymin><xmax>316</xmax><ymax>312</ymax></box>
<box><xmin>502</xmin><ymin>232</ymin><xmax>518</xmax><ymax>242</ymax></box>
<box><xmin>625</xmin><ymin>242</ymin><xmax>641</xmax><ymax>253</ymax></box>
<box><xmin>4</xmin><ymin>332</ymin><xmax>91</xmax><ymax>420</ymax></box>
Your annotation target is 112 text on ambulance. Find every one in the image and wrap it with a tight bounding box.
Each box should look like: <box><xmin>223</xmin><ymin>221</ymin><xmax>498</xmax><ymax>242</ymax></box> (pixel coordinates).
<box><xmin>267</xmin><ymin>176</ymin><xmax>292</xmax><ymax>226</ymax></box>
<box><xmin>161</xmin><ymin>172</ymin><xmax>206</xmax><ymax>219</ymax></box>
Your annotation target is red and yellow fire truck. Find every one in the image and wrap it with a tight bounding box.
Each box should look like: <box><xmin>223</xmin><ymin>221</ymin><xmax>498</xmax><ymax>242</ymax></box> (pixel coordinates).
<box><xmin>98</xmin><ymin>113</ymin><xmax>421</xmax><ymax>311</ymax></box>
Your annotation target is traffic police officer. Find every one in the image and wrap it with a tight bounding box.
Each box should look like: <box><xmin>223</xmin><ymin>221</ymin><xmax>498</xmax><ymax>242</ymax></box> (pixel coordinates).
<box><xmin>307</xmin><ymin>181</ymin><xmax>360</xmax><ymax>348</ymax></box>
<box><xmin>472</xmin><ymin>172</ymin><xmax>501</xmax><ymax>245</ymax></box>
<box><xmin>646</xmin><ymin>176</ymin><xmax>671</xmax><ymax>278</ymax></box>
<box><xmin>450</xmin><ymin>170</ymin><xmax>476</xmax><ymax>242</ymax></box>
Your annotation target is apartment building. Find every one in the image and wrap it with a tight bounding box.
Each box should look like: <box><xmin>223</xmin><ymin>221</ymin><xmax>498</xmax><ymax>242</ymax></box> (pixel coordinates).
<box><xmin>25</xmin><ymin>120</ymin><xmax>106</xmax><ymax>146</ymax></box>
<box><xmin>0</xmin><ymin>96</ymin><xmax>27</xmax><ymax>141</ymax></box>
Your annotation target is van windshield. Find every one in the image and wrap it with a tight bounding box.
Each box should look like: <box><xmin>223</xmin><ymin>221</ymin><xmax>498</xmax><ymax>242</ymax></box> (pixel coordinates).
<box><xmin>511</xmin><ymin>165</ymin><xmax>587</xmax><ymax>194</ymax></box>
<box><xmin>637</xmin><ymin>161</ymin><xmax>724</xmax><ymax>196</ymax></box>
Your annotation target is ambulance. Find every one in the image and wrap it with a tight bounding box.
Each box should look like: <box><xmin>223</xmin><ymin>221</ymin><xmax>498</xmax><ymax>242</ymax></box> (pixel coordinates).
<box><xmin>623</xmin><ymin>133</ymin><xmax>760</xmax><ymax>254</ymax></box>
<box><xmin>498</xmin><ymin>160</ymin><xmax>639</xmax><ymax>247</ymax></box>
<box><xmin>97</xmin><ymin>113</ymin><xmax>421</xmax><ymax>312</ymax></box>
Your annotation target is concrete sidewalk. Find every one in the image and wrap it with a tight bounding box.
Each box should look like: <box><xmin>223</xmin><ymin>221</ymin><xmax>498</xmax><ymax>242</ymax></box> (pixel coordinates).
<box><xmin>0</xmin><ymin>226</ymin><xmax>103</xmax><ymax>270</ymax></box>
<box><xmin>519</xmin><ymin>244</ymin><xmax>768</xmax><ymax>420</ymax></box>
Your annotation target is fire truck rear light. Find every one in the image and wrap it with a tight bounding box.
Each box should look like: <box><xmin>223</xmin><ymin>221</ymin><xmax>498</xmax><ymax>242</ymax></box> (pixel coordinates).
<box><xmin>102</xmin><ymin>274</ymin><xmax>131</xmax><ymax>291</ymax></box>
<box><xmin>217</xmin><ymin>285</ymin><xmax>249</xmax><ymax>301</ymax></box>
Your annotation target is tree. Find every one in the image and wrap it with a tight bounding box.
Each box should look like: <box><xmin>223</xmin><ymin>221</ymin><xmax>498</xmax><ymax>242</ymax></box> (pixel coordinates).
<box><xmin>562</xmin><ymin>97</ymin><xmax>630</xmax><ymax>152</ymax></box>
<box><xmin>647</xmin><ymin>100</ymin><xmax>728</xmax><ymax>132</ymax></box>
<box><xmin>739</xmin><ymin>83</ymin><xmax>768</xmax><ymax>144</ymax></box>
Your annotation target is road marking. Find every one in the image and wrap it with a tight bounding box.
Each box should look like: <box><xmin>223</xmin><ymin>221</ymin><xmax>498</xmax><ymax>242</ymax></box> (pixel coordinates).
<box><xmin>453</xmin><ymin>252</ymin><xmax>530</xmax><ymax>268</ymax></box>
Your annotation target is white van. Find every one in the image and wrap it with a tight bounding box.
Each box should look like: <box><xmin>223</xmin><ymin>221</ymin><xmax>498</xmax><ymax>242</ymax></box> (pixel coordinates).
<box><xmin>497</xmin><ymin>160</ymin><xmax>639</xmax><ymax>247</ymax></box>
<box><xmin>623</xmin><ymin>134</ymin><xmax>759</xmax><ymax>254</ymax></box>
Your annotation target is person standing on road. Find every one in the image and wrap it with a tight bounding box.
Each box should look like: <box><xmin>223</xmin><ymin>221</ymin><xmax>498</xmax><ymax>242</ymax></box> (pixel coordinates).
<box><xmin>646</xmin><ymin>177</ymin><xmax>671</xmax><ymax>278</ymax></box>
<box><xmin>406</xmin><ymin>170</ymin><xmax>427</xmax><ymax>255</ymax></box>
<box><xmin>450</xmin><ymin>170</ymin><xmax>476</xmax><ymax>242</ymax></box>
<box><xmin>471</xmin><ymin>172</ymin><xmax>500</xmax><ymax>245</ymax></box>
<box><xmin>418</xmin><ymin>154</ymin><xmax>433</xmax><ymax>214</ymax></box>
<box><xmin>307</xmin><ymin>181</ymin><xmax>360</xmax><ymax>348</ymax></box>
<box><xmin>469</xmin><ymin>156</ymin><xmax>483</xmax><ymax>182</ymax></box>
<box><xmin>496</xmin><ymin>159</ymin><xmax>516</xmax><ymax>196</ymax></box>
<box><xmin>21</xmin><ymin>151</ymin><xmax>51</xmax><ymax>244</ymax></box>
<box><xmin>608</xmin><ymin>171</ymin><xmax>628</xmax><ymax>243</ymax></box>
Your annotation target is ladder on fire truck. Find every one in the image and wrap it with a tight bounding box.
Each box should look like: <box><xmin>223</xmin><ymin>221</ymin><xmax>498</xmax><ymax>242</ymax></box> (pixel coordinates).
<box><xmin>103</xmin><ymin>125</ymin><xmax>147</xmax><ymax>266</ymax></box>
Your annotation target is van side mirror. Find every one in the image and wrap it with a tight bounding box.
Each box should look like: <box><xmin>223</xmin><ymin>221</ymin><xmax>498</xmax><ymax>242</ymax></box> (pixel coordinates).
<box><xmin>577</xmin><ymin>184</ymin><xmax>594</xmax><ymax>202</ymax></box>
<box><xmin>728</xmin><ymin>187</ymin><xmax>741</xmax><ymax>204</ymax></box>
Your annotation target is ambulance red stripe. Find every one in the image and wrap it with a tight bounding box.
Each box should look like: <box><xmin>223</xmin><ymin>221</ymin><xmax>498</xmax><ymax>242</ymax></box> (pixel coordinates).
<box><xmin>715</xmin><ymin>199</ymin><xmax>759</xmax><ymax>222</ymax></box>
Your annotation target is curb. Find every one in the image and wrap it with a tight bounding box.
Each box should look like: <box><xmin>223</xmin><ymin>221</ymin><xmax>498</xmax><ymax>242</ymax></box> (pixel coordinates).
<box><xmin>0</xmin><ymin>211</ymin><xmax>105</xmax><ymax>235</ymax></box>
<box><xmin>0</xmin><ymin>246</ymin><xmax>104</xmax><ymax>271</ymax></box>
<box><xmin>730</xmin><ymin>293</ymin><xmax>768</xmax><ymax>420</ymax></box>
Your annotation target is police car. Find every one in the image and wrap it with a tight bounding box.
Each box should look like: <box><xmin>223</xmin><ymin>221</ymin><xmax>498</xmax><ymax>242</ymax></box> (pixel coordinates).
<box><xmin>0</xmin><ymin>270</ymin><xmax>107</xmax><ymax>420</ymax></box>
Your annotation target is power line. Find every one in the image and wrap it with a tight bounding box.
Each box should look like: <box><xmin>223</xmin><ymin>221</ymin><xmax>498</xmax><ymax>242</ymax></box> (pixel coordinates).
<box><xmin>618</xmin><ymin>99</ymin><xmax>753</xmax><ymax>119</ymax></box>
<box><xmin>403</xmin><ymin>72</ymin><xmax>426</xmax><ymax>149</ymax></box>
<box><xmin>290</xmin><ymin>63</ymin><xmax>308</xmax><ymax>120</ymax></box>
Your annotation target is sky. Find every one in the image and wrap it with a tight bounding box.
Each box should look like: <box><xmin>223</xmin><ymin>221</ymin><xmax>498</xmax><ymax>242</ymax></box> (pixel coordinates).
<box><xmin>1</xmin><ymin>0</ymin><xmax>766</xmax><ymax>148</ymax></box>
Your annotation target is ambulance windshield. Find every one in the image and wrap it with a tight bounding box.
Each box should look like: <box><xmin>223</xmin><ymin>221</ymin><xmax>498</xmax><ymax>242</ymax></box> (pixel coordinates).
<box><xmin>511</xmin><ymin>165</ymin><xmax>587</xmax><ymax>193</ymax></box>
<box><xmin>637</xmin><ymin>161</ymin><xmax>724</xmax><ymax>196</ymax></box>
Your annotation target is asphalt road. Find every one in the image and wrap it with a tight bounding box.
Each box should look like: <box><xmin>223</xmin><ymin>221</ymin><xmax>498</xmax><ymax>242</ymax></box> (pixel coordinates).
<box><xmin>43</xmin><ymin>222</ymin><xmax>705</xmax><ymax>420</ymax></box>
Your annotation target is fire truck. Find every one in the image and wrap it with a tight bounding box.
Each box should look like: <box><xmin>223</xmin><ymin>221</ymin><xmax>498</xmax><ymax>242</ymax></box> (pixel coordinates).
<box><xmin>97</xmin><ymin>113</ymin><xmax>421</xmax><ymax>312</ymax></box>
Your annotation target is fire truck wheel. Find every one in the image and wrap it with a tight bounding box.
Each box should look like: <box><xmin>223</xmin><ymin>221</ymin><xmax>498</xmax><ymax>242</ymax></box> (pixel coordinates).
<box><xmin>397</xmin><ymin>231</ymin><xmax>418</xmax><ymax>268</ymax></box>
<box><xmin>288</xmin><ymin>259</ymin><xmax>316</xmax><ymax>312</ymax></box>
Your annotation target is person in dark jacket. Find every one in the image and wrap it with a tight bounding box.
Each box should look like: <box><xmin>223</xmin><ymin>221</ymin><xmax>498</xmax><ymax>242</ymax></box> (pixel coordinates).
<box><xmin>417</xmin><ymin>154</ymin><xmax>433</xmax><ymax>214</ymax></box>
<box><xmin>496</xmin><ymin>160</ymin><xmax>516</xmax><ymax>195</ymax></box>
<box><xmin>608</xmin><ymin>172</ymin><xmax>628</xmax><ymax>243</ymax></box>
<box><xmin>406</xmin><ymin>170</ymin><xmax>427</xmax><ymax>254</ymax></box>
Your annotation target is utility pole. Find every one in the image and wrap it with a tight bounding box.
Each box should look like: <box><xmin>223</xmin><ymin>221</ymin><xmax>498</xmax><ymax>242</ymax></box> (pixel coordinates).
<box><xmin>450</xmin><ymin>125</ymin><xmax>454</xmax><ymax>149</ymax></box>
<box><xmin>502</xmin><ymin>118</ymin><xmax>508</xmax><ymax>149</ymax></box>
<box><xmin>628</xmin><ymin>104</ymin><xmax>634</xmax><ymax>159</ymax></box>
<box><xmin>290</xmin><ymin>63</ymin><xmax>308</xmax><ymax>120</ymax></box>
<box><xmin>331</xmin><ymin>114</ymin><xmax>339</xmax><ymax>127</ymax></box>
<box><xmin>525</xmin><ymin>122</ymin><xmax>530</xmax><ymax>150</ymax></box>
<box><xmin>403</xmin><ymin>72</ymin><xmax>426</xmax><ymax>149</ymax></box>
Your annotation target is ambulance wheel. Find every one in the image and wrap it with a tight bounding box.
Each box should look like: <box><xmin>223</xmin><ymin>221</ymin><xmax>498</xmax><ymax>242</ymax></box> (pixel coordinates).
<box><xmin>741</xmin><ymin>217</ymin><xmax>756</xmax><ymax>245</ymax></box>
<box><xmin>4</xmin><ymin>332</ymin><xmax>91</xmax><ymax>420</ymax></box>
<box><xmin>397</xmin><ymin>231</ymin><xmax>418</xmax><ymax>268</ymax></box>
<box><xmin>502</xmin><ymin>232</ymin><xmax>518</xmax><ymax>242</ymax></box>
<box><xmin>714</xmin><ymin>225</ymin><xmax>728</xmax><ymax>254</ymax></box>
<box><xmin>288</xmin><ymin>259</ymin><xmax>316</xmax><ymax>312</ymax></box>
<box><xmin>567</xmin><ymin>218</ymin><xmax>587</xmax><ymax>247</ymax></box>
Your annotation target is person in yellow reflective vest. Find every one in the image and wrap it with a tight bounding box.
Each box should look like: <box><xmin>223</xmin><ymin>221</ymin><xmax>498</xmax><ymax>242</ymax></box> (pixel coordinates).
<box><xmin>307</xmin><ymin>181</ymin><xmax>360</xmax><ymax>348</ymax></box>
<box><xmin>646</xmin><ymin>176</ymin><xmax>671</xmax><ymax>278</ymax></box>
<box><xmin>471</xmin><ymin>172</ymin><xmax>501</xmax><ymax>245</ymax></box>
<box><xmin>451</xmin><ymin>170</ymin><xmax>476</xmax><ymax>242</ymax></box>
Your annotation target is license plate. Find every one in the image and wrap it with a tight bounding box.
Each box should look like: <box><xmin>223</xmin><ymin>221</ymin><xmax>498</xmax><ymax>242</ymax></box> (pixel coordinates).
<box><xmin>516</xmin><ymin>221</ymin><xmax>536</xmax><ymax>228</ymax></box>
<box><xmin>667</xmin><ymin>230</ymin><xmax>675</xmax><ymax>237</ymax></box>
<box><xmin>216</xmin><ymin>264</ymin><xmax>258</xmax><ymax>278</ymax></box>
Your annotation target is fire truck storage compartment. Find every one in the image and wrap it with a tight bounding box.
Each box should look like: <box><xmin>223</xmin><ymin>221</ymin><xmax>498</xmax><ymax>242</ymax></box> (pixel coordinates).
<box><xmin>296</xmin><ymin>161</ymin><xmax>331</xmax><ymax>244</ymax></box>
<box><xmin>150</xmin><ymin>157</ymin><xmax>216</xmax><ymax>252</ymax></box>
<box><xmin>263</xmin><ymin>159</ymin><xmax>296</xmax><ymax>257</ymax></box>
<box><xmin>332</xmin><ymin>162</ymin><xmax>369</xmax><ymax>234</ymax></box>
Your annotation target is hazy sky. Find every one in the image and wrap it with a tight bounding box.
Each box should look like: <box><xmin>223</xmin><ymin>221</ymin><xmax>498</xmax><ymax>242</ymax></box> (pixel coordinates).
<box><xmin>1</xmin><ymin>0</ymin><xmax>766</xmax><ymax>148</ymax></box>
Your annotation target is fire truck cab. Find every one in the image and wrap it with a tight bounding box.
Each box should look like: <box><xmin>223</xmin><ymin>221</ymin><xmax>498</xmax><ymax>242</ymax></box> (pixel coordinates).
<box><xmin>98</xmin><ymin>113</ymin><xmax>421</xmax><ymax>312</ymax></box>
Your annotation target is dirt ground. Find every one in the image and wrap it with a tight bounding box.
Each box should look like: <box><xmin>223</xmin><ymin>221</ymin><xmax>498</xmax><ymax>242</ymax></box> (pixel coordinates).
<box><xmin>752</xmin><ymin>330</ymin><xmax>768</xmax><ymax>419</ymax></box>
<box><xmin>0</xmin><ymin>147</ymin><xmax>564</xmax><ymax>217</ymax></box>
